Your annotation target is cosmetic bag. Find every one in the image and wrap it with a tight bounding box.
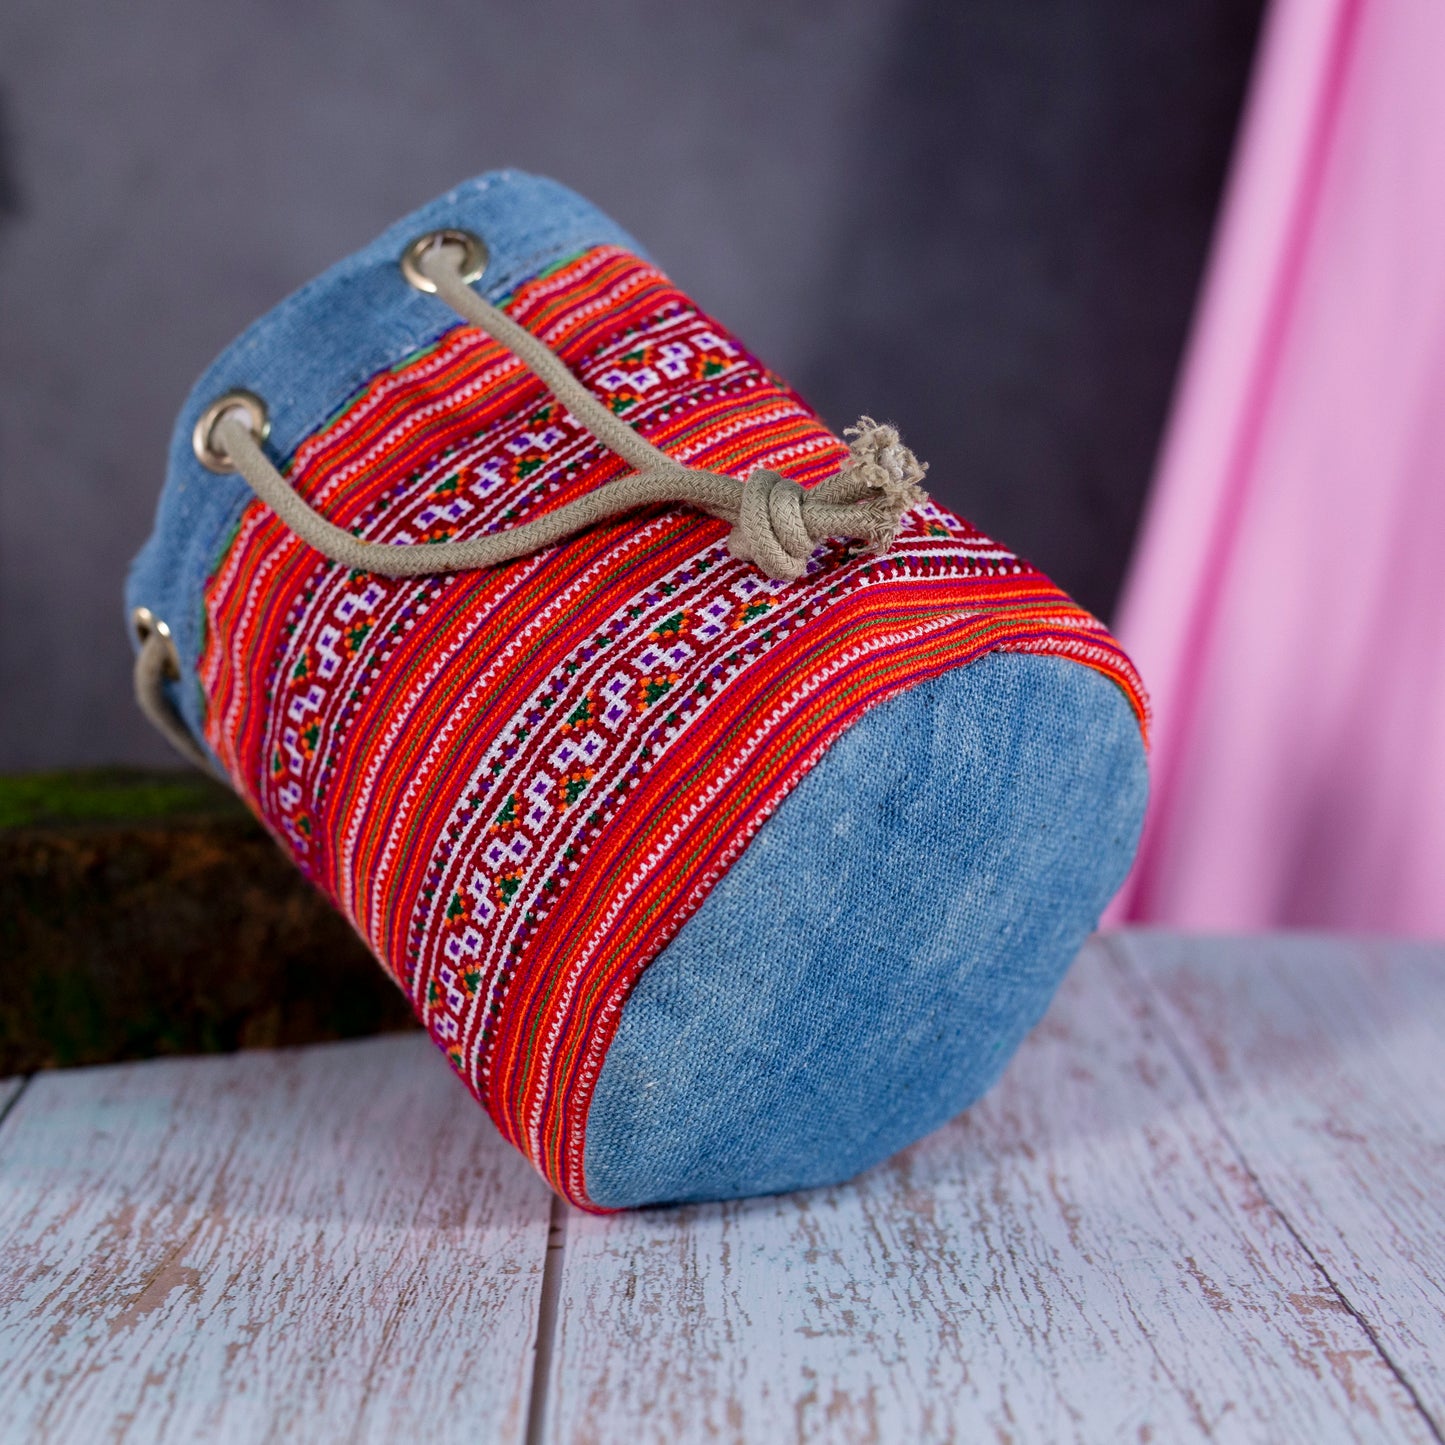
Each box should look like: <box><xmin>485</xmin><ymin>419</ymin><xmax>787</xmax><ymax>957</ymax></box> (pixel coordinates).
<box><xmin>128</xmin><ymin>171</ymin><xmax>1149</xmax><ymax>1210</ymax></box>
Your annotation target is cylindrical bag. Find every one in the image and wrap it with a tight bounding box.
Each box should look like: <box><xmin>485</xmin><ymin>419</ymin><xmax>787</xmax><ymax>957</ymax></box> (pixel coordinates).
<box><xmin>128</xmin><ymin>172</ymin><xmax>1148</xmax><ymax>1210</ymax></box>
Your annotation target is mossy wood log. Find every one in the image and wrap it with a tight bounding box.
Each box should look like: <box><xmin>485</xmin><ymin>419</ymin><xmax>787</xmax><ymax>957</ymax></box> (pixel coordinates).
<box><xmin>0</xmin><ymin>770</ymin><xmax>417</xmax><ymax>1074</ymax></box>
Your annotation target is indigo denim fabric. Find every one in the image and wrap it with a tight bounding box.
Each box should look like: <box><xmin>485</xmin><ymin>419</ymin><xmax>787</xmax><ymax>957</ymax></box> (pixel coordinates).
<box><xmin>126</xmin><ymin>171</ymin><xmax>642</xmax><ymax>758</ymax></box>
<box><xmin>584</xmin><ymin>651</ymin><xmax>1148</xmax><ymax>1208</ymax></box>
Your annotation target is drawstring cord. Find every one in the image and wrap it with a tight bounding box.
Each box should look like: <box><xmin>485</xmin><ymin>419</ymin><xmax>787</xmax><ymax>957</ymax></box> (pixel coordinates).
<box><xmin>215</xmin><ymin>240</ymin><xmax>928</xmax><ymax>581</ymax></box>
<box><xmin>132</xmin><ymin>613</ymin><xmax>226</xmax><ymax>776</ymax></box>
<box><xmin>136</xmin><ymin>232</ymin><xmax>929</xmax><ymax>767</ymax></box>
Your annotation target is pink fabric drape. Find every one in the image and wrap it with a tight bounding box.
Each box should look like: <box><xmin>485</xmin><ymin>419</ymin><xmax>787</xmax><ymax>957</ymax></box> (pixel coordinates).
<box><xmin>1109</xmin><ymin>0</ymin><xmax>1445</xmax><ymax>935</ymax></box>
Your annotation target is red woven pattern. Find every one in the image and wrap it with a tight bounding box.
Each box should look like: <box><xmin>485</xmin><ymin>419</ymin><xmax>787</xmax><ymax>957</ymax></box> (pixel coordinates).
<box><xmin>199</xmin><ymin>246</ymin><xmax>1148</xmax><ymax>1206</ymax></box>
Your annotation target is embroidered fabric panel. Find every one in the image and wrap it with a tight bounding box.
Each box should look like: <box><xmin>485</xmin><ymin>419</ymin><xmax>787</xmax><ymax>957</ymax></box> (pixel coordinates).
<box><xmin>199</xmin><ymin>246</ymin><xmax>1148</xmax><ymax>1207</ymax></box>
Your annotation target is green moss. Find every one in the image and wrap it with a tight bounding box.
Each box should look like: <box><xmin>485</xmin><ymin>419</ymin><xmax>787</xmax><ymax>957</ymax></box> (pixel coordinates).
<box><xmin>0</xmin><ymin>768</ymin><xmax>246</xmax><ymax>831</ymax></box>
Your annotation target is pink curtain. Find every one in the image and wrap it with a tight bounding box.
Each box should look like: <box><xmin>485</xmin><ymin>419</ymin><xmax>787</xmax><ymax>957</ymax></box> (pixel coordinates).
<box><xmin>1108</xmin><ymin>0</ymin><xmax>1445</xmax><ymax>936</ymax></box>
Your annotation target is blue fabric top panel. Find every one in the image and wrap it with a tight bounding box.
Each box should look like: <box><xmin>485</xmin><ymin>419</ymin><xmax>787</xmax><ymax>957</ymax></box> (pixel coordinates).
<box><xmin>126</xmin><ymin>171</ymin><xmax>643</xmax><ymax>756</ymax></box>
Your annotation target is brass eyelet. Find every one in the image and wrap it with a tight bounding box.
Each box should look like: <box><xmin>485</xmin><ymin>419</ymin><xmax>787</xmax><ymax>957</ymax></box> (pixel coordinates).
<box><xmin>132</xmin><ymin>607</ymin><xmax>180</xmax><ymax>681</ymax></box>
<box><xmin>193</xmin><ymin>389</ymin><xmax>271</xmax><ymax>474</ymax></box>
<box><xmin>400</xmin><ymin>228</ymin><xmax>488</xmax><ymax>294</ymax></box>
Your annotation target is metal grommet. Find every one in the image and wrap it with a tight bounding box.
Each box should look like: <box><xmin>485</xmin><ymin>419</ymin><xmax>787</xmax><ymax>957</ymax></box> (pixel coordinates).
<box><xmin>132</xmin><ymin>605</ymin><xmax>166</xmax><ymax>644</ymax></box>
<box><xmin>193</xmin><ymin>388</ymin><xmax>270</xmax><ymax>474</ymax></box>
<box><xmin>400</xmin><ymin>228</ymin><xmax>488</xmax><ymax>294</ymax></box>
<box><xmin>132</xmin><ymin>607</ymin><xmax>180</xmax><ymax>680</ymax></box>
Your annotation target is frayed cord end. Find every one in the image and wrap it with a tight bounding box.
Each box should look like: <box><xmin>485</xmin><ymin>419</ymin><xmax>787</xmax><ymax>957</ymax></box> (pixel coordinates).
<box><xmin>842</xmin><ymin>416</ymin><xmax>929</xmax><ymax>510</ymax></box>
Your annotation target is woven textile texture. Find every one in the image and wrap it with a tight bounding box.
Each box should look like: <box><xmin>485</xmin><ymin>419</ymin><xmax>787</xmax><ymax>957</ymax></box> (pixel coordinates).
<box><xmin>197</xmin><ymin>243</ymin><xmax>1146</xmax><ymax>1207</ymax></box>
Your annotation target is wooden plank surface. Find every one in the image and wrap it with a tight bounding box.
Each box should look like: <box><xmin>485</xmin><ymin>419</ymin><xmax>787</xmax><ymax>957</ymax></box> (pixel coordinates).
<box><xmin>540</xmin><ymin>938</ymin><xmax>1436</xmax><ymax>1445</ymax></box>
<box><xmin>1112</xmin><ymin>931</ymin><xmax>1445</xmax><ymax>1431</ymax></box>
<box><xmin>0</xmin><ymin>1035</ymin><xmax>553</xmax><ymax>1444</ymax></box>
<box><xmin>4</xmin><ymin>933</ymin><xmax>1441</xmax><ymax>1444</ymax></box>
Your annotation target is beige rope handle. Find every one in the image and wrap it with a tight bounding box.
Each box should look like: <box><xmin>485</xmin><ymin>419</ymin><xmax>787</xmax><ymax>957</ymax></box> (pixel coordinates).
<box><xmin>135</xmin><ymin>229</ymin><xmax>931</xmax><ymax>768</ymax></box>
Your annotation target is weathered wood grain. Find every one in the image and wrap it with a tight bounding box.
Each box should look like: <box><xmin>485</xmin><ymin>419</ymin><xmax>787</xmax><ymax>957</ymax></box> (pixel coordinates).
<box><xmin>0</xmin><ymin>1035</ymin><xmax>553</xmax><ymax>1444</ymax></box>
<box><xmin>541</xmin><ymin>939</ymin><xmax>1435</xmax><ymax>1445</ymax></box>
<box><xmin>0</xmin><ymin>1077</ymin><xmax>24</xmax><ymax>1121</ymax></box>
<box><xmin>1112</xmin><ymin>931</ymin><xmax>1445</xmax><ymax>1431</ymax></box>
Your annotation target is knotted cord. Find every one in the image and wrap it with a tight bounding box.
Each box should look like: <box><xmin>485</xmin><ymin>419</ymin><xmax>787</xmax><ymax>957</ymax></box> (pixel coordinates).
<box><xmin>136</xmin><ymin>234</ymin><xmax>930</xmax><ymax>765</ymax></box>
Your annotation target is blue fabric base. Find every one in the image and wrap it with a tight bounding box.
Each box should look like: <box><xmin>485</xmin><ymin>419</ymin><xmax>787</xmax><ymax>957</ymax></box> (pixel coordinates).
<box><xmin>583</xmin><ymin>650</ymin><xmax>1147</xmax><ymax>1209</ymax></box>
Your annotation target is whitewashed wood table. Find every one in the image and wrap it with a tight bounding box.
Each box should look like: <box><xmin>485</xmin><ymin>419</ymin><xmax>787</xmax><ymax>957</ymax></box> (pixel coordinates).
<box><xmin>1</xmin><ymin>932</ymin><xmax>1441</xmax><ymax>1444</ymax></box>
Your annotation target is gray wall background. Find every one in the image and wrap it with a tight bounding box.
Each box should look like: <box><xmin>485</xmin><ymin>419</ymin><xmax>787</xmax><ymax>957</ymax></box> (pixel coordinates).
<box><xmin>0</xmin><ymin>0</ymin><xmax>1260</xmax><ymax>769</ymax></box>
